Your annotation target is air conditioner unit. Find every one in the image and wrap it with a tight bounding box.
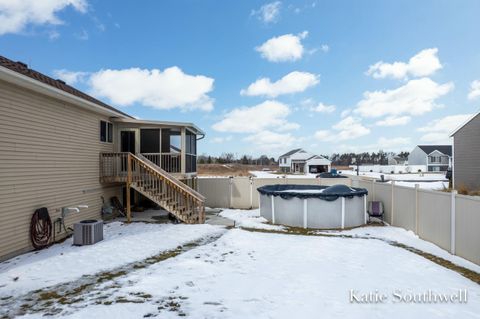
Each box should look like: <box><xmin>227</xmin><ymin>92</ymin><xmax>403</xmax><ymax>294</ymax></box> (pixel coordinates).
<box><xmin>73</xmin><ymin>220</ymin><xmax>103</xmax><ymax>245</ymax></box>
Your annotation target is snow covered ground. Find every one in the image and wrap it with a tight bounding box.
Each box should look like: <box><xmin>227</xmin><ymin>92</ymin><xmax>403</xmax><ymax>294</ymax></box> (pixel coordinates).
<box><xmin>2</xmin><ymin>212</ymin><xmax>480</xmax><ymax>318</ymax></box>
<box><xmin>0</xmin><ymin>222</ymin><xmax>225</xmax><ymax>297</ymax></box>
<box><xmin>249</xmin><ymin>170</ymin><xmax>317</xmax><ymax>178</ymax></box>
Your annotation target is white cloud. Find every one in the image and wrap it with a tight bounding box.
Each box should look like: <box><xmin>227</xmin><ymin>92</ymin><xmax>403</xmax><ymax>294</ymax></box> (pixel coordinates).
<box><xmin>340</xmin><ymin>109</ymin><xmax>351</xmax><ymax>118</ymax></box>
<box><xmin>244</xmin><ymin>130</ymin><xmax>296</xmax><ymax>152</ymax></box>
<box><xmin>53</xmin><ymin>69</ymin><xmax>89</xmax><ymax>85</ymax></box>
<box><xmin>356</xmin><ymin>78</ymin><xmax>453</xmax><ymax>118</ymax></box>
<box><xmin>0</xmin><ymin>0</ymin><xmax>88</xmax><ymax>35</ymax></box>
<box><xmin>251</xmin><ymin>1</ymin><xmax>281</xmax><ymax>24</ymax></box>
<box><xmin>337</xmin><ymin>136</ymin><xmax>411</xmax><ymax>153</ymax></box>
<box><xmin>211</xmin><ymin>136</ymin><xmax>232</xmax><ymax>144</ymax></box>
<box><xmin>256</xmin><ymin>31</ymin><xmax>308</xmax><ymax>62</ymax></box>
<box><xmin>88</xmin><ymin>67</ymin><xmax>214</xmax><ymax>111</ymax></box>
<box><xmin>366</xmin><ymin>48</ymin><xmax>442</xmax><ymax>79</ymax></box>
<box><xmin>310</xmin><ymin>102</ymin><xmax>336</xmax><ymax>113</ymax></box>
<box><xmin>468</xmin><ymin>80</ymin><xmax>480</xmax><ymax>100</ymax></box>
<box><xmin>212</xmin><ymin>100</ymin><xmax>297</xmax><ymax>133</ymax></box>
<box><xmin>418</xmin><ymin>114</ymin><xmax>472</xmax><ymax>143</ymax></box>
<box><xmin>240</xmin><ymin>71</ymin><xmax>319</xmax><ymax>97</ymax></box>
<box><xmin>320</xmin><ymin>44</ymin><xmax>329</xmax><ymax>53</ymax></box>
<box><xmin>314</xmin><ymin>116</ymin><xmax>370</xmax><ymax>142</ymax></box>
<box><xmin>375</xmin><ymin>115</ymin><xmax>411</xmax><ymax>126</ymax></box>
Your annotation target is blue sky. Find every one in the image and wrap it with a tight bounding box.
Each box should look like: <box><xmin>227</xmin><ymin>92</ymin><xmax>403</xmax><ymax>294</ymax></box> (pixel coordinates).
<box><xmin>1</xmin><ymin>0</ymin><xmax>480</xmax><ymax>157</ymax></box>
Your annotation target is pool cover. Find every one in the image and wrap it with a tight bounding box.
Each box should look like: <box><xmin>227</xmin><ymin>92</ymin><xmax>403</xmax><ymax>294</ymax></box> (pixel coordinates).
<box><xmin>257</xmin><ymin>184</ymin><xmax>368</xmax><ymax>201</ymax></box>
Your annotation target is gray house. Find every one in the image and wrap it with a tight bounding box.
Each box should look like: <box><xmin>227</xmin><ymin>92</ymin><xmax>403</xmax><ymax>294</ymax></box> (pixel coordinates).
<box><xmin>450</xmin><ymin>112</ymin><xmax>480</xmax><ymax>189</ymax></box>
<box><xmin>408</xmin><ymin>145</ymin><xmax>452</xmax><ymax>172</ymax></box>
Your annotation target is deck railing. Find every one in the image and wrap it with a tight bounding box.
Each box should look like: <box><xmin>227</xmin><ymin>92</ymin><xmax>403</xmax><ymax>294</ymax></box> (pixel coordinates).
<box><xmin>100</xmin><ymin>152</ymin><xmax>205</xmax><ymax>224</ymax></box>
<box><xmin>142</xmin><ymin>152</ymin><xmax>181</xmax><ymax>173</ymax></box>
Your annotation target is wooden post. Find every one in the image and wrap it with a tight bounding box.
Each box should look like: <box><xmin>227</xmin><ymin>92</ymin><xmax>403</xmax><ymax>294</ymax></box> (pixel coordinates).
<box><xmin>126</xmin><ymin>153</ymin><xmax>132</xmax><ymax>223</ymax></box>
<box><xmin>180</xmin><ymin>128</ymin><xmax>186</xmax><ymax>175</ymax></box>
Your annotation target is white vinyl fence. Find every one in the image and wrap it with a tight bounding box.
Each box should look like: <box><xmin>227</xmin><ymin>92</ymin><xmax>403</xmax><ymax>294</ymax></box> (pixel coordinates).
<box><xmin>197</xmin><ymin>176</ymin><xmax>480</xmax><ymax>266</ymax></box>
<box><xmin>197</xmin><ymin>177</ymin><xmax>351</xmax><ymax>210</ymax></box>
<box><xmin>351</xmin><ymin>176</ymin><xmax>480</xmax><ymax>266</ymax></box>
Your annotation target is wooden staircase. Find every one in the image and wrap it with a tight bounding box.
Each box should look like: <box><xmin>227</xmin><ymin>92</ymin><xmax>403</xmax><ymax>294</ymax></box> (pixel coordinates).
<box><xmin>100</xmin><ymin>152</ymin><xmax>205</xmax><ymax>224</ymax></box>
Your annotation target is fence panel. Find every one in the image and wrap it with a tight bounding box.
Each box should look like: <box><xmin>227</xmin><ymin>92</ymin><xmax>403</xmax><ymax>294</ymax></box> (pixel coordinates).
<box><xmin>252</xmin><ymin>178</ymin><xmax>288</xmax><ymax>208</ymax></box>
<box><xmin>231</xmin><ymin>177</ymin><xmax>252</xmax><ymax>209</ymax></box>
<box><xmin>198</xmin><ymin>178</ymin><xmax>231</xmax><ymax>208</ymax></box>
<box><xmin>418</xmin><ymin>190</ymin><xmax>451</xmax><ymax>251</ymax></box>
<box><xmin>373</xmin><ymin>183</ymin><xmax>392</xmax><ymax>224</ymax></box>
<box><xmin>319</xmin><ymin>178</ymin><xmax>351</xmax><ymax>187</ymax></box>
<box><xmin>455</xmin><ymin>195</ymin><xmax>480</xmax><ymax>265</ymax></box>
<box><xmin>392</xmin><ymin>185</ymin><xmax>416</xmax><ymax>231</ymax></box>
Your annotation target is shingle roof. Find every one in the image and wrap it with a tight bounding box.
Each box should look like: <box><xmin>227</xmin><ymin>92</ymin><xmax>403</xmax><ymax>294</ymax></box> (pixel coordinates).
<box><xmin>0</xmin><ymin>55</ymin><xmax>132</xmax><ymax>118</ymax></box>
<box><xmin>279</xmin><ymin>148</ymin><xmax>302</xmax><ymax>158</ymax></box>
<box><xmin>417</xmin><ymin>145</ymin><xmax>452</xmax><ymax>156</ymax></box>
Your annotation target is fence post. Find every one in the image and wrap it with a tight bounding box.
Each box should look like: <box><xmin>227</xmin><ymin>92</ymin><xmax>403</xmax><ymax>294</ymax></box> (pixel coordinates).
<box><xmin>303</xmin><ymin>199</ymin><xmax>308</xmax><ymax>229</ymax></box>
<box><xmin>451</xmin><ymin>190</ymin><xmax>457</xmax><ymax>255</ymax></box>
<box><xmin>249</xmin><ymin>177</ymin><xmax>253</xmax><ymax>209</ymax></box>
<box><xmin>415</xmin><ymin>184</ymin><xmax>419</xmax><ymax>234</ymax></box>
<box><xmin>372</xmin><ymin>179</ymin><xmax>376</xmax><ymax>201</ymax></box>
<box><xmin>229</xmin><ymin>176</ymin><xmax>233</xmax><ymax>209</ymax></box>
<box><xmin>391</xmin><ymin>181</ymin><xmax>395</xmax><ymax>226</ymax></box>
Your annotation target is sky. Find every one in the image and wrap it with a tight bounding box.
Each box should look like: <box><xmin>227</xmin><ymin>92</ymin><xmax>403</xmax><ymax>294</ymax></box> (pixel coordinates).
<box><xmin>1</xmin><ymin>0</ymin><xmax>480</xmax><ymax>158</ymax></box>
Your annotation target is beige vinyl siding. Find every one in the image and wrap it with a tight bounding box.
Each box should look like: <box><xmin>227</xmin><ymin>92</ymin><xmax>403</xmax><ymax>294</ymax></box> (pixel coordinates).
<box><xmin>454</xmin><ymin>114</ymin><xmax>480</xmax><ymax>190</ymax></box>
<box><xmin>0</xmin><ymin>79</ymin><xmax>121</xmax><ymax>261</ymax></box>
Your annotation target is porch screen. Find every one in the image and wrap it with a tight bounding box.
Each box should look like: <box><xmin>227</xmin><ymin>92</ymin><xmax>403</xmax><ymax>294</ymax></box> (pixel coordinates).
<box><xmin>140</xmin><ymin>129</ymin><xmax>160</xmax><ymax>153</ymax></box>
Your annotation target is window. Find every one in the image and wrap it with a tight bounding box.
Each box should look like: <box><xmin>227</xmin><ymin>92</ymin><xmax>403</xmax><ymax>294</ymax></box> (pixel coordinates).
<box><xmin>100</xmin><ymin>121</ymin><xmax>113</xmax><ymax>143</ymax></box>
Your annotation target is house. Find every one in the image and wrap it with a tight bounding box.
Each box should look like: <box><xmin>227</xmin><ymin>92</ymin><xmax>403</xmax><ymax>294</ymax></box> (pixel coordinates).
<box><xmin>0</xmin><ymin>55</ymin><xmax>205</xmax><ymax>261</ymax></box>
<box><xmin>387</xmin><ymin>155</ymin><xmax>407</xmax><ymax>165</ymax></box>
<box><xmin>278</xmin><ymin>149</ymin><xmax>331</xmax><ymax>174</ymax></box>
<box><xmin>450</xmin><ymin>112</ymin><xmax>480</xmax><ymax>189</ymax></box>
<box><xmin>407</xmin><ymin>145</ymin><xmax>452</xmax><ymax>172</ymax></box>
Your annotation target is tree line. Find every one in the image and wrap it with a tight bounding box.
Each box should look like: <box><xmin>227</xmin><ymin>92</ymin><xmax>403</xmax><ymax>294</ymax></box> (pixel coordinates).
<box><xmin>198</xmin><ymin>150</ymin><xmax>409</xmax><ymax>166</ymax></box>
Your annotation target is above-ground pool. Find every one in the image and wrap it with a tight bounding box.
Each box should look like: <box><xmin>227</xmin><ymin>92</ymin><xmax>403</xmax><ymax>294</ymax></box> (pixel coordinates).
<box><xmin>257</xmin><ymin>184</ymin><xmax>368</xmax><ymax>229</ymax></box>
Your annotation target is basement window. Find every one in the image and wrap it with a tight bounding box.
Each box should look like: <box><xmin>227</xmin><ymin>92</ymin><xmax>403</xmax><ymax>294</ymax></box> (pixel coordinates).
<box><xmin>100</xmin><ymin>121</ymin><xmax>113</xmax><ymax>143</ymax></box>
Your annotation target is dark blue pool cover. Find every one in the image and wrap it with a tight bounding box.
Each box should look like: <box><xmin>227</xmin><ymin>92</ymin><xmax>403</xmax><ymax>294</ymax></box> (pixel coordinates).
<box><xmin>257</xmin><ymin>184</ymin><xmax>368</xmax><ymax>201</ymax></box>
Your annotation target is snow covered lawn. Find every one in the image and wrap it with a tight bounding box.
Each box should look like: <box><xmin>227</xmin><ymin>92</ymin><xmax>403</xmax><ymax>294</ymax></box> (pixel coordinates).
<box><xmin>30</xmin><ymin>229</ymin><xmax>480</xmax><ymax>318</ymax></box>
<box><xmin>0</xmin><ymin>222</ymin><xmax>225</xmax><ymax>297</ymax></box>
<box><xmin>1</xmin><ymin>212</ymin><xmax>480</xmax><ymax>318</ymax></box>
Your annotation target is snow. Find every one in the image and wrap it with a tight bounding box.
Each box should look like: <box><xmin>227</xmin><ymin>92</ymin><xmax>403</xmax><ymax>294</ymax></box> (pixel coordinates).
<box><xmin>342</xmin><ymin>170</ymin><xmax>447</xmax><ymax>181</ymax></box>
<box><xmin>31</xmin><ymin>229</ymin><xmax>480</xmax><ymax>318</ymax></box>
<box><xmin>0</xmin><ymin>222</ymin><xmax>225</xmax><ymax>297</ymax></box>
<box><xmin>318</xmin><ymin>226</ymin><xmax>480</xmax><ymax>274</ymax></box>
<box><xmin>388</xmin><ymin>180</ymin><xmax>449</xmax><ymax>190</ymax></box>
<box><xmin>277</xmin><ymin>189</ymin><xmax>325</xmax><ymax>193</ymax></box>
<box><xmin>219</xmin><ymin>209</ymin><xmax>285</xmax><ymax>231</ymax></box>
<box><xmin>3</xmin><ymin>210</ymin><xmax>480</xmax><ymax>318</ymax></box>
<box><xmin>249</xmin><ymin>171</ymin><xmax>317</xmax><ymax>178</ymax></box>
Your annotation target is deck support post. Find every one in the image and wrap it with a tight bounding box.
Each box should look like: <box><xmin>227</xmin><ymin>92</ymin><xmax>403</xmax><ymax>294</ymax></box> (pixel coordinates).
<box><xmin>126</xmin><ymin>153</ymin><xmax>132</xmax><ymax>223</ymax></box>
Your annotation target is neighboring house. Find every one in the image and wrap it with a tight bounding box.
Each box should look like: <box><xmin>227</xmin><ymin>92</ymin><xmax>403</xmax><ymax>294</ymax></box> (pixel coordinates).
<box><xmin>278</xmin><ymin>149</ymin><xmax>331</xmax><ymax>174</ymax></box>
<box><xmin>387</xmin><ymin>155</ymin><xmax>407</xmax><ymax>165</ymax></box>
<box><xmin>408</xmin><ymin>145</ymin><xmax>452</xmax><ymax>172</ymax></box>
<box><xmin>0</xmin><ymin>55</ymin><xmax>205</xmax><ymax>261</ymax></box>
<box><xmin>450</xmin><ymin>112</ymin><xmax>480</xmax><ymax>189</ymax></box>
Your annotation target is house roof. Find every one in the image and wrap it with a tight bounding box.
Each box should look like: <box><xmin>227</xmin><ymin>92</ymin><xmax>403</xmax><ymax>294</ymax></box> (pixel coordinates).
<box><xmin>0</xmin><ymin>55</ymin><xmax>133</xmax><ymax>119</ymax></box>
<box><xmin>417</xmin><ymin>145</ymin><xmax>452</xmax><ymax>156</ymax></box>
<box><xmin>279</xmin><ymin>148</ymin><xmax>303</xmax><ymax>158</ymax></box>
<box><xmin>450</xmin><ymin>111</ymin><xmax>480</xmax><ymax>136</ymax></box>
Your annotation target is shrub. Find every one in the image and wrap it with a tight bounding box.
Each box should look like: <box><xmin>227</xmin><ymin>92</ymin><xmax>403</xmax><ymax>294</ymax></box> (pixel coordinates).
<box><xmin>390</xmin><ymin>171</ymin><xmax>394</xmax><ymax>174</ymax></box>
<box><xmin>457</xmin><ymin>184</ymin><xmax>470</xmax><ymax>195</ymax></box>
<box><xmin>418</xmin><ymin>169</ymin><xmax>422</xmax><ymax>173</ymax></box>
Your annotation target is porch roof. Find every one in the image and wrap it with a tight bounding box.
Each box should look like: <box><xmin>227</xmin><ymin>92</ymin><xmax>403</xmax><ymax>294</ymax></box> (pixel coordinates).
<box><xmin>113</xmin><ymin>118</ymin><xmax>205</xmax><ymax>135</ymax></box>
